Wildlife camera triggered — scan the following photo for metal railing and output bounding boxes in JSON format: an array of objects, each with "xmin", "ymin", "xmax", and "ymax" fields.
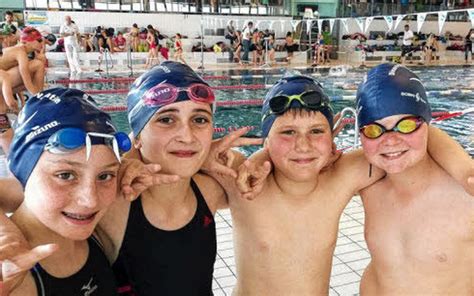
[
  {"xmin": 337, "ymin": 2, "xmax": 474, "ymax": 18},
  {"xmin": 126, "ymin": 46, "xmax": 134, "ymax": 77}
]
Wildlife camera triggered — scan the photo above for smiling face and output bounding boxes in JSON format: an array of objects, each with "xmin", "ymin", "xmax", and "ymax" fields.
[
  {"xmin": 24, "ymin": 145, "xmax": 119, "ymax": 240},
  {"xmin": 266, "ymin": 109, "xmax": 333, "ymax": 182},
  {"xmin": 136, "ymin": 100, "xmax": 213, "ymax": 178},
  {"xmin": 360, "ymin": 114, "xmax": 428, "ymax": 174}
]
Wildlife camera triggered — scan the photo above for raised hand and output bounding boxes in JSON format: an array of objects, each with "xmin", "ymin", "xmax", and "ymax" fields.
[
  {"xmin": 202, "ymin": 127, "xmax": 263, "ymax": 178},
  {"xmin": 0, "ymin": 233, "xmax": 57, "ymax": 294},
  {"xmin": 119, "ymin": 159, "xmax": 181, "ymax": 201},
  {"xmin": 236, "ymin": 148, "xmax": 272, "ymax": 200}
]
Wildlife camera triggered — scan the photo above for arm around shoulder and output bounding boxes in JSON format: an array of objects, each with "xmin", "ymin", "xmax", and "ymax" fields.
[
  {"xmin": 333, "ymin": 149, "xmax": 385, "ymax": 195},
  {"xmin": 427, "ymin": 126, "xmax": 474, "ymax": 195}
]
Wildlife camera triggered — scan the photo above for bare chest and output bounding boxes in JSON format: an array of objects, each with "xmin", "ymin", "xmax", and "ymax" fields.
[
  {"xmin": 231, "ymin": 194, "xmax": 346, "ymax": 260},
  {"xmin": 363, "ymin": 188, "xmax": 474, "ymax": 268}
]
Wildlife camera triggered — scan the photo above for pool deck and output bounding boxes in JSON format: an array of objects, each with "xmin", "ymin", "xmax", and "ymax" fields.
[
  {"xmin": 45, "ymin": 57, "xmax": 474, "ymax": 78},
  {"xmin": 212, "ymin": 196, "xmax": 368, "ymax": 296}
]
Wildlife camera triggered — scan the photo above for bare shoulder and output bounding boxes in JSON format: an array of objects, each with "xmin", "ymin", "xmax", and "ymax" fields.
[
  {"xmin": 11, "ymin": 273, "xmax": 37, "ymax": 296},
  {"xmin": 7, "ymin": 46, "xmax": 25, "ymax": 57},
  {"xmin": 95, "ymin": 197, "xmax": 131, "ymax": 263},
  {"xmin": 193, "ymin": 173, "xmax": 227, "ymax": 213}
]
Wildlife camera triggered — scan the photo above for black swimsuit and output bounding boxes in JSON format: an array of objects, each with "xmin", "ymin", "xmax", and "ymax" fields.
[
  {"xmin": 113, "ymin": 179, "xmax": 217, "ymax": 296},
  {"xmin": 31, "ymin": 236, "xmax": 117, "ymax": 296}
]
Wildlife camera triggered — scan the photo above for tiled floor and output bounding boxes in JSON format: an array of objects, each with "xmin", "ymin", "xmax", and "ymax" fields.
[{"xmin": 212, "ymin": 196, "xmax": 369, "ymax": 296}]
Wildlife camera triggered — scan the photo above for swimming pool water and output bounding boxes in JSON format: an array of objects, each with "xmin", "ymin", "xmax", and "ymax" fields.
[{"xmin": 47, "ymin": 65, "xmax": 474, "ymax": 156}]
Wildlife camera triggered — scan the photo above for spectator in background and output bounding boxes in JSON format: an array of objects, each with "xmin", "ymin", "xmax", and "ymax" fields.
[
  {"xmin": 422, "ymin": 33, "xmax": 439, "ymax": 65},
  {"xmin": 251, "ymin": 29, "xmax": 261, "ymax": 65},
  {"xmin": 0, "ymin": 11, "xmax": 19, "ymax": 49},
  {"xmin": 312, "ymin": 33, "xmax": 325, "ymax": 66},
  {"xmin": 94, "ymin": 25, "xmax": 102, "ymax": 50},
  {"xmin": 234, "ymin": 30, "xmax": 243, "ymax": 64},
  {"xmin": 285, "ymin": 31, "xmax": 298, "ymax": 63},
  {"xmin": 225, "ymin": 20, "xmax": 236, "ymax": 46},
  {"xmin": 265, "ymin": 32, "xmax": 275, "ymax": 65},
  {"xmin": 138, "ymin": 28, "xmax": 148, "ymax": 52},
  {"xmin": 81, "ymin": 33, "xmax": 94, "ymax": 52},
  {"xmin": 401, "ymin": 24, "xmax": 414, "ymax": 64},
  {"xmin": 242, "ymin": 21, "xmax": 253, "ymax": 64},
  {"xmin": 113, "ymin": 31, "xmax": 127, "ymax": 52},
  {"xmin": 465, "ymin": 28, "xmax": 474, "ymax": 63},
  {"xmin": 322, "ymin": 26, "xmax": 332, "ymax": 64},
  {"xmin": 173, "ymin": 33, "xmax": 186, "ymax": 64},
  {"xmin": 145, "ymin": 25, "xmax": 158, "ymax": 67},
  {"xmin": 105, "ymin": 27, "xmax": 115, "ymax": 52},
  {"xmin": 60, "ymin": 15, "xmax": 82, "ymax": 73},
  {"xmin": 130, "ymin": 23, "xmax": 139, "ymax": 52},
  {"xmin": 97, "ymin": 28, "xmax": 113, "ymax": 53}
]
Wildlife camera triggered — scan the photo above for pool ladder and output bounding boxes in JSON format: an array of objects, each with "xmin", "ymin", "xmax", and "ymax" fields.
[
  {"xmin": 127, "ymin": 47, "xmax": 134, "ymax": 77},
  {"xmin": 96, "ymin": 49, "xmax": 114, "ymax": 76},
  {"xmin": 334, "ymin": 107, "xmax": 360, "ymax": 149}
]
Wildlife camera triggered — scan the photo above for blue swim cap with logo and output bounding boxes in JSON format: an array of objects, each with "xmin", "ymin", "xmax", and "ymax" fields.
[
  {"xmin": 127, "ymin": 61, "xmax": 214, "ymax": 137},
  {"xmin": 356, "ymin": 63, "xmax": 431, "ymax": 127},
  {"xmin": 261, "ymin": 74, "xmax": 333, "ymax": 138},
  {"xmin": 8, "ymin": 87, "xmax": 118, "ymax": 187}
]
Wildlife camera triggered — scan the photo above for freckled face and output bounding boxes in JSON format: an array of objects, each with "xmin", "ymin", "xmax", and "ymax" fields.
[
  {"xmin": 24, "ymin": 145, "xmax": 119, "ymax": 240},
  {"xmin": 266, "ymin": 111, "xmax": 333, "ymax": 182}
]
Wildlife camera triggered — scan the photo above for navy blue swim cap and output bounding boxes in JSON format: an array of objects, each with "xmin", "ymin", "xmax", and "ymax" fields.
[
  {"xmin": 261, "ymin": 75, "xmax": 333, "ymax": 137},
  {"xmin": 127, "ymin": 61, "xmax": 212, "ymax": 137},
  {"xmin": 8, "ymin": 88, "xmax": 117, "ymax": 187},
  {"xmin": 356, "ymin": 63, "xmax": 431, "ymax": 127}
]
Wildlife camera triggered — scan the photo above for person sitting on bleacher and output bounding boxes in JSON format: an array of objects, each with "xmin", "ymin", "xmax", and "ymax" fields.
[
  {"xmin": 113, "ymin": 31, "xmax": 127, "ymax": 52},
  {"xmin": 284, "ymin": 31, "xmax": 299, "ymax": 63}
]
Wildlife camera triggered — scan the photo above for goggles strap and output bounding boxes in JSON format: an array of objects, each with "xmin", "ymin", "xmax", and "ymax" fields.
[
  {"xmin": 112, "ymin": 138, "xmax": 121, "ymax": 163},
  {"xmin": 85, "ymin": 134, "xmax": 92, "ymax": 161}
]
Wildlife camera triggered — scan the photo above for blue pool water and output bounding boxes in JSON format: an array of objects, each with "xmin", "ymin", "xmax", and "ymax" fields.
[{"xmin": 47, "ymin": 65, "xmax": 473, "ymax": 156}]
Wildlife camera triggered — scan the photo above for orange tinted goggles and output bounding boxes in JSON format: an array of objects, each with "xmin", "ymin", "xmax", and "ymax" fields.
[{"xmin": 360, "ymin": 116, "xmax": 424, "ymax": 139}]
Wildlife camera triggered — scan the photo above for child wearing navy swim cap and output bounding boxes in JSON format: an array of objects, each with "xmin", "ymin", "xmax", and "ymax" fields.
[
  {"xmin": 356, "ymin": 63, "xmax": 474, "ymax": 295},
  {"xmin": 212, "ymin": 73, "xmax": 387, "ymax": 295},
  {"xmin": 0, "ymin": 88, "xmax": 127, "ymax": 295},
  {"xmin": 0, "ymin": 88, "xmax": 168, "ymax": 295},
  {"xmin": 60, "ymin": 61, "xmax": 258, "ymax": 296}
]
